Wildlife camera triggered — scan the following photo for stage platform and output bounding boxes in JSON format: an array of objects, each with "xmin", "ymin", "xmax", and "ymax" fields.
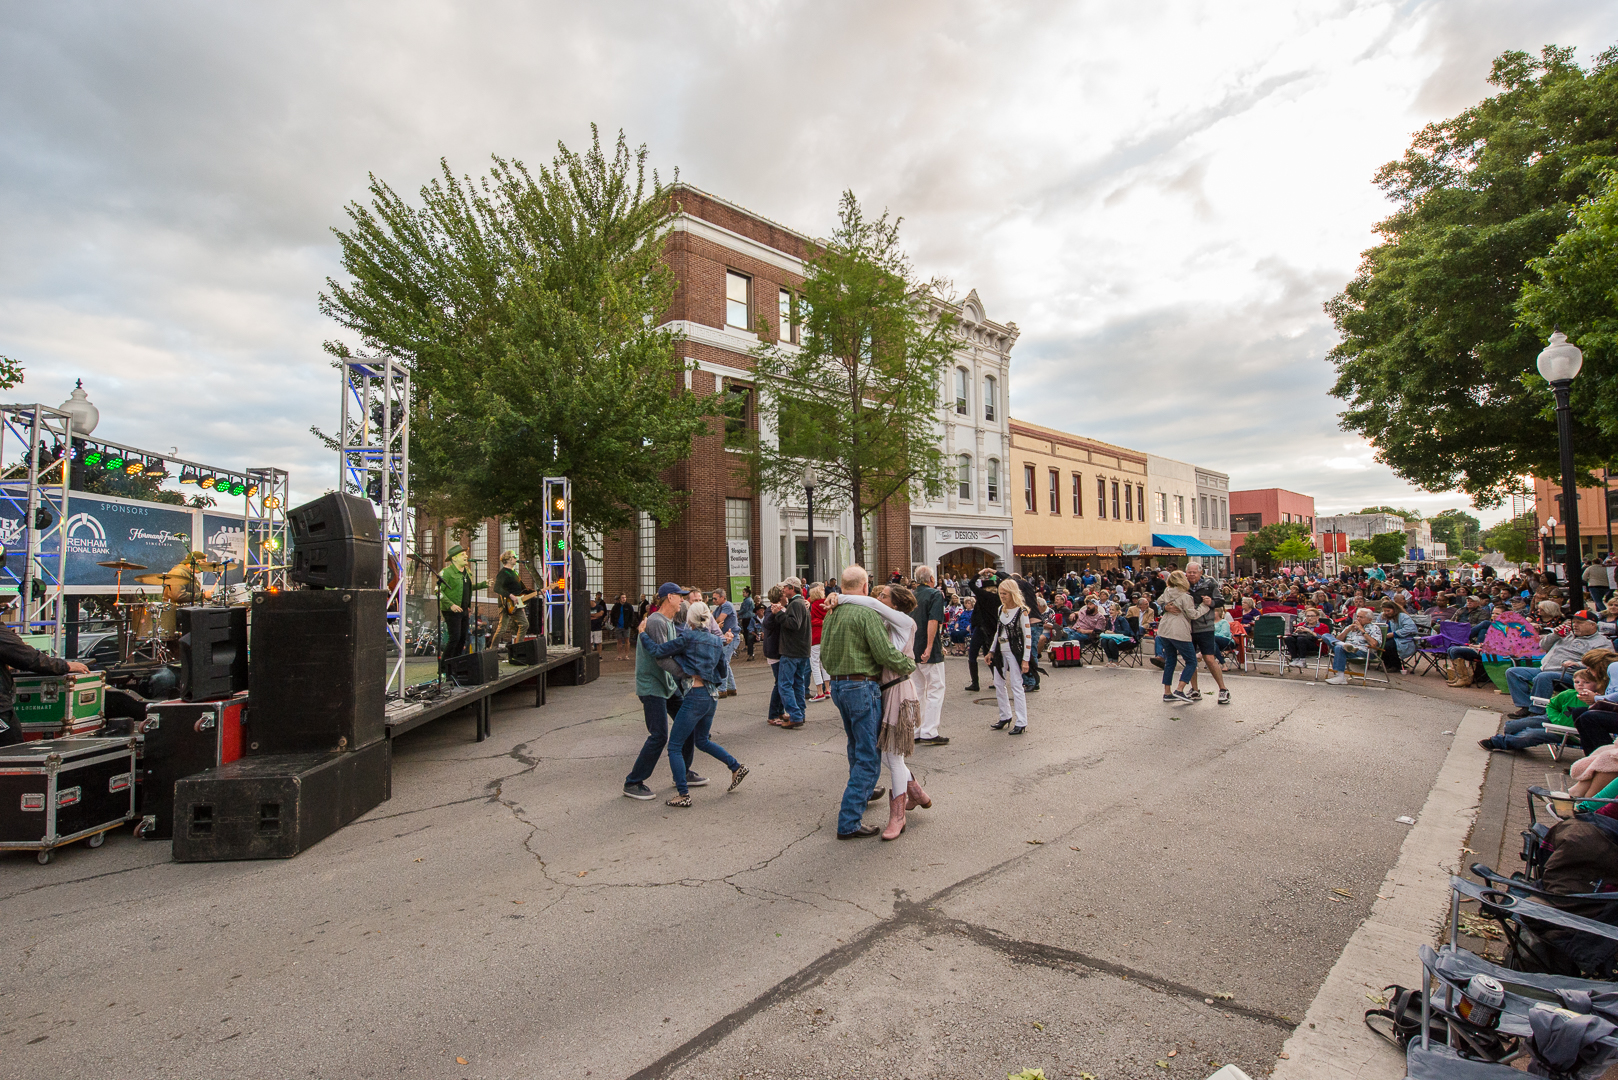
[{"xmin": 384, "ymin": 646, "xmax": 586, "ymax": 742}]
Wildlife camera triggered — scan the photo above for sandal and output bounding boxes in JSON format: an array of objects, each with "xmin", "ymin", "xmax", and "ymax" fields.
[{"xmin": 666, "ymin": 793, "xmax": 692, "ymax": 807}]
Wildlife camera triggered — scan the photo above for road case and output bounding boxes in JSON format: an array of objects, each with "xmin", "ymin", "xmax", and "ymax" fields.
[
  {"xmin": 0, "ymin": 736, "xmax": 138, "ymax": 864},
  {"xmin": 14, "ymin": 672, "xmax": 105, "ymax": 730}
]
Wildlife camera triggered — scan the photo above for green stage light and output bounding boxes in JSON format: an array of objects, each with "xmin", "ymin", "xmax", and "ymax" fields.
[
  {"xmin": 84, "ymin": 450, "xmax": 104, "ymax": 467},
  {"xmin": 228, "ymin": 481, "xmax": 245, "ymax": 496},
  {"xmin": 105, "ymin": 455, "xmax": 125, "ymax": 471}
]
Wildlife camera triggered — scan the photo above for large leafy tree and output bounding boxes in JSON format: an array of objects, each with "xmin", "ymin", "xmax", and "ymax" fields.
[
  {"xmin": 747, "ymin": 192, "xmax": 956, "ymax": 567},
  {"xmin": 320, "ymin": 127, "xmax": 710, "ymax": 543},
  {"xmin": 1482, "ymin": 511, "xmax": 1537, "ymax": 563},
  {"xmin": 1325, "ymin": 45, "xmax": 1618, "ymax": 505},
  {"xmin": 1429, "ymin": 508, "xmax": 1483, "ymax": 552},
  {"xmin": 1235, "ymin": 521, "xmax": 1313, "ymax": 569}
]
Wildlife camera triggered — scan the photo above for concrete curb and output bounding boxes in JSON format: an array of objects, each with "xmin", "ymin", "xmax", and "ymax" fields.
[{"xmin": 1269, "ymin": 707, "xmax": 1499, "ymax": 1080}]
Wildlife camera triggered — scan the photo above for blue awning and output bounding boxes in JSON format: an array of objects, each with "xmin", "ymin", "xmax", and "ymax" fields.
[{"xmin": 1151, "ymin": 533, "xmax": 1225, "ymax": 558}]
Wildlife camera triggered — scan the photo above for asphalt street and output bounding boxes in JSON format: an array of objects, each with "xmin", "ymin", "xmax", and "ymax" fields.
[{"xmin": 1, "ymin": 654, "xmax": 1467, "ymax": 1080}]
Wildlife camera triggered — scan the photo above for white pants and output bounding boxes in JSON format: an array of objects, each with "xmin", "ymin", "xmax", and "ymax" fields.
[
  {"xmin": 992, "ymin": 642, "xmax": 1028, "ymax": 730},
  {"xmin": 911, "ymin": 661, "xmax": 947, "ymax": 738},
  {"xmin": 809, "ymin": 643, "xmax": 826, "ymax": 687},
  {"xmin": 884, "ymin": 751, "xmax": 911, "ymax": 795}
]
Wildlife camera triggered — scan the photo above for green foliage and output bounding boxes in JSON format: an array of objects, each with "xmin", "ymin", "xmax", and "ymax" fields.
[
  {"xmin": 1456, "ymin": 547, "xmax": 1480, "ymax": 563},
  {"xmin": 1482, "ymin": 510, "xmax": 1536, "ymax": 563},
  {"xmin": 1520, "ymin": 169, "xmax": 1618, "ymax": 447},
  {"xmin": 319, "ymin": 127, "xmax": 710, "ymax": 540},
  {"xmin": 1357, "ymin": 505, "xmax": 1419, "ymax": 520},
  {"xmin": 1347, "ymin": 550, "xmax": 1376, "ymax": 569},
  {"xmin": 0, "ymin": 354, "xmax": 23, "ymax": 390},
  {"xmin": 1273, "ymin": 536, "xmax": 1318, "ymax": 563},
  {"xmin": 76, "ymin": 468, "xmax": 182, "ymax": 504},
  {"xmin": 1368, "ymin": 531, "xmax": 1407, "ymax": 564},
  {"xmin": 1325, "ymin": 45, "xmax": 1618, "ymax": 505},
  {"xmin": 1429, "ymin": 508, "xmax": 1483, "ymax": 552},
  {"xmin": 748, "ymin": 191, "xmax": 957, "ymax": 567},
  {"xmin": 1236, "ymin": 521, "xmax": 1313, "ymax": 568}
]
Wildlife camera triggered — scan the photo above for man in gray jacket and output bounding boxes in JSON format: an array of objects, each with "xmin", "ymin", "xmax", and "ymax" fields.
[
  {"xmin": 1185, "ymin": 561, "xmax": 1231, "ymax": 706},
  {"xmin": 775, "ymin": 579, "xmax": 813, "ymax": 728},
  {"xmin": 1504, "ymin": 612, "xmax": 1613, "ymax": 718},
  {"xmin": 622, "ymin": 582, "xmax": 701, "ymax": 799}
]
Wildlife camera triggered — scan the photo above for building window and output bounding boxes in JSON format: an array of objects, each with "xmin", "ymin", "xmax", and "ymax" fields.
[
  {"xmin": 1049, "ymin": 470, "xmax": 1060, "ymax": 514},
  {"xmin": 984, "ymin": 375, "xmax": 997, "ymax": 422},
  {"xmin": 778, "ymin": 289, "xmax": 793, "ymax": 343},
  {"xmin": 1219, "ymin": 499, "xmax": 1227, "ymax": 530},
  {"xmin": 638, "ymin": 511, "xmax": 657, "ymax": 598},
  {"xmin": 1174, "ymin": 495, "xmax": 1185, "ymax": 524},
  {"xmin": 1111, "ymin": 481, "xmax": 1121, "ymax": 520},
  {"xmin": 955, "ymin": 368, "xmax": 969, "ymax": 414},
  {"xmin": 1137, "ymin": 486, "xmax": 1145, "ymax": 523},
  {"xmin": 957, "ymin": 454, "xmax": 973, "ymax": 501},
  {"xmin": 1123, "ymin": 482, "xmax": 1133, "ymax": 521},
  {"xmin": 1231, "ymin": 512, "xmax": 1261, "ymax": 533},
  {"xmin": 1200, "ymin": 495, "xmax": 1208, "ymax": 528},
  {"xmin": 1025, "ymin": 465, "xmax": 1037, "ymax": 512},
  {"xmin": 1157, "ymin": 492, "xmax": 1168, "ymax": 523},
  {"xmin": 722, "ymin": 382, "xmax": 752, "ymax": 447},
  {"xmin": 986, "ymin": 458, "xmax": 999, "ymax": 503},
  {"xmin": 1072, "ymin": 474, "xmax": 1082, "ymax": 516},
  {"xmin": 911, "ymin": 525, "xmax": 926, "ymax": 565},
  {"xmin": 581, "ymin": 530, "xmax": 603, "ymax": 596},
  {"xmin": 1097, "ymin": 476, "xmax": 1107, "ymax": 519},
  {"xmin": 1307, "ymin": 516, "xmax": 1314, "ymax": 530},
  {"xmin": 725, "ymin": 271, "xmax": 750, "ymax": 329}
]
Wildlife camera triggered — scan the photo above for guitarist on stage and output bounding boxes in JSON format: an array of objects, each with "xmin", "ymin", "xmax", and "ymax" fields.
[{"xmin": 492, "ymin": 550, "xmax": 538, "ymax": 647}]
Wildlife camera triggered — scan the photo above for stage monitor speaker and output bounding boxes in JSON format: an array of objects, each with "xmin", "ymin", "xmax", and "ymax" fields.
[
  {"xmin": 444, "ymin": 649, "xmax": 500, "ymax": 685},
  {"xmin": 288, "ymin": 493, "xmax": 383, "ymax": 589},
  {"xmin": 171, "ymin": 739, "xmax": 391, "ymax": 862},
  {"xmin": 249, "ymin": 589, "xmax": 386, "ymax": 755},
  {"xmin": 507, "ymin": 637, "xmax": 544, "ymax": 666},
  {"xmin": 135, "ymin": 694, "xmax": 247, "ymax": 840},
  {"xmin": 177, "ymin": 606, "xmax": 248, "ymax": 701}
]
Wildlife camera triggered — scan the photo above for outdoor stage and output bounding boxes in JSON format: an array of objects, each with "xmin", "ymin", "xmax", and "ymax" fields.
[{"xmin": 384, "ymin": 646, "xmax": 585, "ymax": 742}]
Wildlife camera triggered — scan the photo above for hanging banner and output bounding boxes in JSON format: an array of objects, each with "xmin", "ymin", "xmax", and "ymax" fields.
[{"xmin": 726, "ymin": 538, "xmax": 751, "ymax": 601}]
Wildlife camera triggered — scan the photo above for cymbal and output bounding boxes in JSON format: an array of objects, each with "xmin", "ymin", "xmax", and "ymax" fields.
[
  {"xmin": 98, "ymin": 559, "xmax": 148, "ymax": 571},
  {"xmin": 134, "ymin": 571, "xmax": 197, "ymax": 587},
  {"xmin": 192, "ymin": 560, "xmax": 235, "ymax": 572}
]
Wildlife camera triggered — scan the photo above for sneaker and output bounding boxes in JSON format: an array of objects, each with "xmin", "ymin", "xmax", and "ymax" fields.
[
  {"xmin": 686, "ymin": 772, "xmax": 709, "ymax": 787},
  {"xmin": 1187, "ymin": 689, "xmax": 1203, "ymax": 702},
  {"xmin": 1163, "ymin": 693, "xmax": 1178, "ymax": 704},
  {"xmin": 622, "ymin": 782, "xmax": 655, "ymax": 800},
  {"xmin": 1217, "ymin": 689, "xmax": 1230, "ymax": 705},
  {"xmin": 1150, "ymin": 657, "xmax": 1165, "ymax": 669},
  {"xmin": 728, "ymin": 765, "xmax": 749, "ymax": 792},
  {"xmin": 1173, "ymin": 690, "xmax": 1195, "ymax": 704},
  {"xmin": 1326, "ymin": 673, "xmax": 1349, "ymax": 685}
]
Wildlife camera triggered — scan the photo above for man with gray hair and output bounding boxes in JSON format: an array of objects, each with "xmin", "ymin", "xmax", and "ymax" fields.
[
  {"xmin": 910, "ymin": 564, "xmax": 948, "ymax": 745},
  {"xmin": 1184, "ymin": 560, "xmax": 1231, "ymax": 706}
]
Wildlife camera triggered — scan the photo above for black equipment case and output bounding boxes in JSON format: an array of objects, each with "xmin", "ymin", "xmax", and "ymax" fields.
[{"xmin": 0, "ymin": 737, "xmax": 138, "ymax": 864}]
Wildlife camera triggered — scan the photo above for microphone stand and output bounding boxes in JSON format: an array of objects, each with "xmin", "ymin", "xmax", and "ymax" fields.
[{"xmin": 408, "ymin": 552, "xmax": 448, "ymax": 690}]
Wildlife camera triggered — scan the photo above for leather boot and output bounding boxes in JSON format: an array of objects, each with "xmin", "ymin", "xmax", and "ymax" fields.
[
  {"xmin": 905, "ymin": 778, "xmax": 932, "ymax": 810},
  {"xmin": 881, "ymin": 794, "xmax": 907, "ymax": 841}
]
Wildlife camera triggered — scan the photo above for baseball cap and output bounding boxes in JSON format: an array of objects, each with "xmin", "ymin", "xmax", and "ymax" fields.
[{"xmin": 656, "ymin": 582, "xmax": 690, "ymax": 600}]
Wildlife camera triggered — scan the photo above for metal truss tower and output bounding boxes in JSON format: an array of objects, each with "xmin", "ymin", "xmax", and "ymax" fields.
[
  {"xmin": 339, "ymin": 355, "xmax": 412, "ymax": 694},
  {"xmin": 0, "ymin": 405, "xmax": 72, "ymax": 653},
  {"xmin": 543, "ymin": 477, "xmax": 572, "ymax": 648},
  {"xmin": 245, "ymin": 467, "xmax": 290, "ymax": 590}
]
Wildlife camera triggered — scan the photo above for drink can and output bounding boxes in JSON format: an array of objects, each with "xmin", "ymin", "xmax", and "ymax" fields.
[{"xmin": 1457, "ymin": 974, "xmax": 1504, "ymax": 1028}]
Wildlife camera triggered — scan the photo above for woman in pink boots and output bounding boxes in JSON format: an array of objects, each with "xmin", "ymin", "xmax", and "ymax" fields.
[{"xmin": 828, "ymin": 583, "xmax": 932, "ymax": 840}]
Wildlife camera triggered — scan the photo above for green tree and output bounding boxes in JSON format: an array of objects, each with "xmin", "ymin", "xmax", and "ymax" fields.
[
  {"xmin": 319, "ymin": 127, "xmax": 710, "ymax": 542},
  {"xmin": 1325, "ymin": 45, "xmax": 1618, "ymax": 505},
  {"xmin": 1356, "ymin": 505, "xmax": 1419, "ymax": 520},
  {"xmin": 747, "ymin": 192, "xmax": 956, "ymax": 567},
  {"xmin": 1456, "ymin": 547, "xmax": 1480, "ymax": 563},
  {"xmin": 1429, "ymin": 508, "xmax": 1483, "ymax": 552},
  {"xmin": 1520, "ymin": 169, "xmax": 1618, "ymax": 445},
  {"xmin": 0, "ymin": 354, "xmax": 24, "ymax": 390},
  {"xmin": 1482, "ymin": 510, "xmax": 1536, "ymax": 563},
  {"xmin": 1273, "ymin": 536, "xmax": 1318, "ymax": 564},
  {"xmin": 1347, "ymin": 550, "xmax": 1376, "ymax": 569},
  {"xmin": 1368, "ymin": 531, "xmax": 1407, "ymax": 564},
  {"xmin": 1236, "ymin": 521, "xmax": 1312, "ymax": 569}
]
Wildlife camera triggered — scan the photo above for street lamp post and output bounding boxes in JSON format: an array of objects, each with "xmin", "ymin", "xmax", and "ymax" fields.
[
  {"xmin": 1540, "ymin": 523, "xmax": 1553, "ymax": 574},
  {"xmin": 803, "ymin": 464, "xmax": 817, "ymax": 586},
  {"xmin": 1538, "ymin": 330, "xmax": 1586, "ymax": 611}
]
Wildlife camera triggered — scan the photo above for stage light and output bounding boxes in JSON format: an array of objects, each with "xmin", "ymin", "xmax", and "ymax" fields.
[
  {"xmin": 83, "ymin": 450, "xmax": 104, "ymax": 468},
  {"xmin": 244, "ymin": 483, "xmax": 259, "ymax": 498},
  {"xmin": 199, "ymin": 475, "xmax": 217, "ymax": 490},
  {"xmin": 145, "ymin": 461, "xmax": 169, "ymax": 480},
  {"xmin": 105, "ymin": 455, "xmax": 125, "ymax": 471},
  {"xmin": 552, "ymin": 495, "xmax": 565, "ymax": 514},
  {"xmin": 178, "ymin": 469, "xmax": 197, "ymax": 485},
  {"xmin": 125, "ymin": 461, "xmax": 144, "ymax": 476},
  {"xmin": 263, "ymin": 495, "xmax": 281, "ymax": 509},
  {"xmin": 264, "ymin": 537, "xmax": 281, "ymax": 551},
  {"xmin": 227, "ymin": 481, "xmax": 245, "ymax": 496}
]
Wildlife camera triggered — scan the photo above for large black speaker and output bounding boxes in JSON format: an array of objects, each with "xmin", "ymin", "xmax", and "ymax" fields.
[
  {"xmin": 507, "ymin": 637, "xmax": 544, "ymax": 665},
  {"xmin": 249, "ymin": 589, "xmax": 386, "ymax": 754},
  {"xmin": 571, "ymin": 549, "xmax": 589, "ymax": 647},
  {"xmin": 288, "ymin": 493, "xmax": 383, "ymax": 589},
  {"xmin": 444, "ymin": 649, "xmax": 499, "ymax": 685},
  {"xmin": 177, "ymin": 606, "xmax": 248, "ymax": 701},
  {"xmin": 171, "ymin": 739, "xmax": 391, "ymax": 862}
]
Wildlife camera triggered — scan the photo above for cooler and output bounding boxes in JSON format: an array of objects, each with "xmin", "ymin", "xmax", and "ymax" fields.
[{"xmin": 1049, "ymin": 640, "xmax": 1084, "ymax": 668}]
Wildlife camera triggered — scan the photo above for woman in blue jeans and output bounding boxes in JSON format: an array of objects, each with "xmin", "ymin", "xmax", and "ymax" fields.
[
  {"xmin": 1157, "ymin": 571, "xmax": 1207, "ymax": 705},
  {"xmin": 638, "ymin": 601, "xmax": 750, "ymax": 807}
]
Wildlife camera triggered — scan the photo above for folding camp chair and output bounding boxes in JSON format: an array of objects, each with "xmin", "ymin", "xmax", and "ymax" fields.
[
  {"xmin": 1415, "ymin": 621, "xmax": 1472, "ymax": 678},
  {"xmin": 1460, "ymin": 866, "xmax": 1618, "ymax": 980},
  {"xmin": 1248, "ymin": 614, "xmax": 1287, "ymax": 674}
]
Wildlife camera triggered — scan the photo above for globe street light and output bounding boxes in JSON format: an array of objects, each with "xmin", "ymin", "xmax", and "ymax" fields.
[
  {"xmin": 802, "ymin": 464, "xmax": 817, "ymax": 586},
  {"xmin": 1541, "ymin": 522, "xmax": 1554, "ymax": 574},
  {"xmin": 1538, "ymin": 330, "xmax": 1586, "ymax": 610}
]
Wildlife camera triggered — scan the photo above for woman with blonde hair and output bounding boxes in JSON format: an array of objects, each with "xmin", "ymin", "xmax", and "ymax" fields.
[
  {"xmin": 1158, "ymin": 570, "xmax": 1209, "ymax": 705},
  {"xmin": 989, "ymin": 577, "xmax": 1032, "ymax": 734}
]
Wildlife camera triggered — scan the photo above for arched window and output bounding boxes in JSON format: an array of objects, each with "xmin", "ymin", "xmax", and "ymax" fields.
[
  {"xmin": 983, "ymin": 375, "xmax": 997, "ymax": 422},
  {"xmin": 986, "ymin": 458, "xmax": 999, "ymax": 503},
  {"xmin": 956, "ymin": 454, "xmax": 972, "ymax": 500},
  {"xmin": 954, "ymin": 368, "xmax": 969, "ymax": 415}
]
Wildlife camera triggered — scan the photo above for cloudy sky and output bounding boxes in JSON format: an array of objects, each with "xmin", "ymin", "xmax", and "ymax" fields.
[{"xmin": 4, "ymin": 1, "xmax": 1616, "ymax": 525}]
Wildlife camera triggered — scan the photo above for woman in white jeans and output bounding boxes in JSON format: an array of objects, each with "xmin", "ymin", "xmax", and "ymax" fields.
[
  {"xmin": 989, "ymin": 579, "xmax": 1031, "ymax": 734},
  {"xmin": 827, "ymin": 585, "xmax": 932, "ymax": 840}
]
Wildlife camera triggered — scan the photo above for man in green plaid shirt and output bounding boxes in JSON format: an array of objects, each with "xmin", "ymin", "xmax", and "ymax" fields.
[{"xmin": 821, "ymin": 565, "xmax": 915, "ymax": 838}]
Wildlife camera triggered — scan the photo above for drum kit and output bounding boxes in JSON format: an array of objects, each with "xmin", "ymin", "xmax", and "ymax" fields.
[{"xmin": 96, "ymin": 556, "xmax": 243, "ymax": 666}]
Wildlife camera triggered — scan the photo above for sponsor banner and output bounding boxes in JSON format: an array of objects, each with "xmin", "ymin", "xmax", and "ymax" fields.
[{"xmin": 202, "ymin": 514, "xmax": 259, "ymax": 586}]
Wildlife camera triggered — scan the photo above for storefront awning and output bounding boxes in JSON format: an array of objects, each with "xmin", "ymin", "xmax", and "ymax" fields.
[{"xmin": 1151, "ymin": 533, "xmax": 1225, "ymax": 558}]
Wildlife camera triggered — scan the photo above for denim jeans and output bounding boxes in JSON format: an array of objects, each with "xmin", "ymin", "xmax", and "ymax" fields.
[
  {"xmin": 1484, "ymin": 714, "xmax": 1577, "ymax": 751},
  {"xmin": 666, "ymin": 689, "xmax": 739, "ymax": 795},
  {"xmin": 1160, "ymin": 638, "xmax": 1197, "ymax": 686},
  {"xmin": 767, "ymin": 660, "xmax": 783, "ymax": 719},
  {"xmin": 1331, "ymin": 642, "xmax": 1369, "ymax": 673},
  {"xmin": 778, "ymin": 655, "xmax": 811, "ymax": 724},
  {"xmin": 831, "ymin": 679, "xmax": 882, "ymax": 835},
  {"xmin": 626, "ymin": 693, "xmax": 692, "ymax": 786},
  {"xmin": 1505, "ymin": 665, "xmax": 1572, "ymax": 712}
]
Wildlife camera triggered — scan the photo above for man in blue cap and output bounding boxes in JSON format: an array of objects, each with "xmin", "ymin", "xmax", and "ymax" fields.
[{"xmin": 622, "ymin": 582, "xmax": 704, "ymax": 799}]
